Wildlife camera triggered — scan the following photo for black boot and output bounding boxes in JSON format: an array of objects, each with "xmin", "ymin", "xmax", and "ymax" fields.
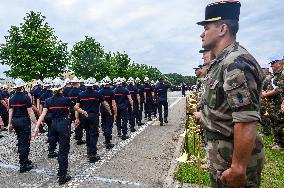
[
  {"xmin": 130, "ymin": 127, "xmax": 136, "ymax": 132},
  {"xmin": 160, "ymin": 121, "xmax": 164, "ymax": 126},
  {"xmin": 19, "ymin": 162, "xmax": 34, "ymax": 173},
  {"xmin": 89, "ymin": 155, "xmax": 101, "ymax": 163},
  {"xmin": 121, "ymin": 135, "xmax": 129, "ymax": 140},
  {"xmin": 48, "ymin": 151, "xmax": 58, "ymax": 159},
  {"xmin": 76, "ymin": 139, "xmax": 86, "ymax": 145},
  {"xmin": 117, "ymin": 131, "xmax": 122, "ymax": 137},
  {"xmin": 164, "ymin": 117, "xmax": 168, "ymax": 123},
  {"xmin": 105, "ymin": 142, "xmax": 115, "ymax": 149},
  {"xmin": 58, "ymin": 173, "xmax": 72, "ymax": 185}
]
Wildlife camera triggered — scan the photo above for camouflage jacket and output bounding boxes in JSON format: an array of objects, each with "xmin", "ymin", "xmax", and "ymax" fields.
[
  {"xmin": 273, "ymin": 68, "xmax": 284, "ymax": 97},
  {"xmin": 263, "ymin": 75, "xmax": 273, "ymax": 91},
  {"xmin": 200, "ymin": 42, "xmax": 265, "ymax": 137}
]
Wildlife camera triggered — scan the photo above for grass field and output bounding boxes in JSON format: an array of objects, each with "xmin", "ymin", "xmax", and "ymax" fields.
[{"xmin": 175, "ymin": 122, "xmax": 284, "ymax": 187}]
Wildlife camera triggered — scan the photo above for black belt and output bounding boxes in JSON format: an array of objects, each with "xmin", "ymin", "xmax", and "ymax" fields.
[{"xmin": 204, "ymin": 130, "xmax": 232, "ymax": 141}]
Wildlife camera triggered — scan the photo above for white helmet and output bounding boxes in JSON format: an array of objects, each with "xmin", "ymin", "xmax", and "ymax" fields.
[
  {"xmin": 71, "ymin": 76, "xmax": 80, "ymax": 83},
  {"xmin": 151, "ymin": 80, "xmax": 155, "ymax": 84},
  {"xmin": 36, "ymin": 79, "xmax": 43, "ymax": 85},
  {"xmin": 113, "ymin": 78, "xmax": 117, "ymax": 84},
  {"xmin": 52, "ymin": 78, "xmax": 66, "ymax": 91},
  {"xmin": 43, "ymin": 78, "xmax": 53, "ymax": 87},
  {"xmin": 116, "ymin": 77, "xmax": 122, "ymax": 85},
  {"xmin": 79, "ymin": 78, "xmax": 85, "ymax": 83},
  {"xmin": 135, "ymin": 77, "xmax": 141, "ymax": 83},
  {"xmin": 144, "ymin": 77, "xmax": 149, "ymax": 82},
  {"xmin": 13, "ymin": 78, "xmax": 26, "ymax": 89},
  {"xmin": 84, "ymin": 77, "xmax": 96, "ymax": 87},
  {"xmin": 128, "ymin": 77, "xmax": 134, "ymax": 83},
  {"xmin": 65, "ymin": 78, "xmax": 71, "ymax": 84},
  {"xmin": 121, "ymin": 77, "xmax": 126, "ymax": 82},
  {"xmin": 2, "ymin": 84, "xmax": 8, "ymax": 89},
  {"xmin": 103, "ymin": 76, "xmax": 112, "ymax": 85}
]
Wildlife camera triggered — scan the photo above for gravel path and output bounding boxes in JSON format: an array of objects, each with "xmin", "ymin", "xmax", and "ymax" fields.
[{"xmin": 0, "ymin": 91, "xmax": 185, "ymax": 188}]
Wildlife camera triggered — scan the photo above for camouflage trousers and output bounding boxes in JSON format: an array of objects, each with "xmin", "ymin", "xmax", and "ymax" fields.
[
  {"xmin": 271, "ymin": 115, "xmax": 284, "ymax": 146},
  {"xmin": 260, "ymin": 114, "xmax": 272, "ymax": 135},
  {"xmin": 205, "ymin": 134, "xmax": 265, "ymax": 188}
]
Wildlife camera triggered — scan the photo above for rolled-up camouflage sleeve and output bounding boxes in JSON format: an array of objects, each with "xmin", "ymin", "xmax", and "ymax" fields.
[
  {"xmin": 274, "ymin": 73, "xmax": 284, "ymax": 94},
  {"xmin": 223, "ymin": 57, "xmax": 262, "ymax": 123}
]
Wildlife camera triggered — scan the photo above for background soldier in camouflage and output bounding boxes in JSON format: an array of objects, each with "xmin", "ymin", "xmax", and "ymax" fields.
[
  {"xmin": 260, "ymin": 67, "xmax": 273, "ymax": 136},
  {"xmin": 262, "ymin": 56, "xmax": 284, "ymax": 149},
  {"xmin": 197, "ymin": 1, "xmax": 265, "ymax": 187}
]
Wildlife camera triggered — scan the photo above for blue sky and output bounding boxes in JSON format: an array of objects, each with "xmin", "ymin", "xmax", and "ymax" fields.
[{"xmin": 0, "ymin": 0, "xmax": 283, "ymax": 78}]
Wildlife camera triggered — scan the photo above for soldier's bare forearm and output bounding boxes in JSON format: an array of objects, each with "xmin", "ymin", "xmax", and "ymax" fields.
[{"xmin": 232, "ymin": 122, "xmax": 257, "ymax": 172}]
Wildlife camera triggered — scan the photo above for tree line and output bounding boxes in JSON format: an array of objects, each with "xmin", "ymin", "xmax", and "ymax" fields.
[{"xmin": 0, "ymin": 11, "xmax": 195, "ymax": 85}]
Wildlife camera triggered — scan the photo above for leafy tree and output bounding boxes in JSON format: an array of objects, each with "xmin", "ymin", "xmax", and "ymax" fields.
[
  {"xmin": 70, "ymin": 36, "xmax": 109, "ymax": 80},
  {"xmin": 164, "ymin": 73, "xmax": 196, "ymax": 85},
  {"xmin": 0, "ymin": 11, "xmax": 69, "ymax": 81}
]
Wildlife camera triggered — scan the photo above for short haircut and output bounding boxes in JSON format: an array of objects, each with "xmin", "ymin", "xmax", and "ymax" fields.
[{"xmin": 214, "ymin": 19, "xmax": 239, "ymax": 36}]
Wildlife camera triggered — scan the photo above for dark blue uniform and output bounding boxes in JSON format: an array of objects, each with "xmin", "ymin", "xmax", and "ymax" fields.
[
  {"xmin": 39, "ymin": 90, "xmax": 54, "ymax": 152},
  {"xmin": 99, "ymin": 87, "xmax": 115, "ymax": 144},
  {"xmin": 77, "ymin": 88, "xmax": 104, "ymax": 156},
  {"xmin": 155, "ymin": 83, "xmax": 170, "ymax": 123},
  {"xmin": 127, "ymin": 84, "xmax": 139, "ymax": 130},
  {"xmin": 136, "ymin": 83, "xmax": 145, "ymax": 121},
  {"xmin": 114, "ymin": 86, "xmax": 130, "ymax": 137},
  {"xmin": 9, "ymin": 92, "xmax": 33, "ymax": 167},
  {"xmin": 144, "ymin": 83, "xmax": 154, "ymax": 120},
  {"xmin": 31, "ymin": 86, "xmax": 42, "ymax": 105},
  {"xmin": 0, "ymin": 91, "xmax": 9, "ymax": 128},
  {"xmin": 67, "ymin": 87, "xmax": 82, "ymax": 140},
  {"xmin": 63, "ymin": 86, "xmax": 72, "ymax": 97},
  {"xmin": 152, "ymin": 84, "xmax": 158, "ymax": 118},
  {"xmin": 44, "ymin": 94, "xmax": 75, "ymax": 175}
]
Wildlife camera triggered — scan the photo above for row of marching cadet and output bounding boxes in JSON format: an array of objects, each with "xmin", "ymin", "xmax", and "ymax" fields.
[{"xmin": 0, "ymin": 75, "xmax": 171, "ymax": 185}]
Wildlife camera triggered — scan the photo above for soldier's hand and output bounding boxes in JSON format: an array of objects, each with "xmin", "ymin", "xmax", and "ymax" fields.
[
  {"xmin": 220, "ymin": 166, "xmax": 246, "ymax": 187},
  {"xmin": 33, "ymin": 126, "xmax": 40, "ymax": 138},
  {"xmin": 75, "ymin": 119, "xmax": 80, "ymax": 127},
  {"xmin": 193, "ymin": 112, "xmax": 201, "ymax": 120},
  {"xmin": 261, "ymin": 91, "xmax": 267, "ymax": 98},
  {"xmin": 8, "ymin": 124, "xmax": 13, "ymax": 134},
  {"xmin": 108, "ymin": 110, "xmax": 112, "ymax": 116},
  {"xmin": 281, "ymin": 100, "xmax": 284, "ymax": 112}
]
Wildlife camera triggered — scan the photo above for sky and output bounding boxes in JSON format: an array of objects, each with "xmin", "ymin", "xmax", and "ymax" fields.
[{"xmin": 0, "ymin": 0, "xmax": 283, "ymax": 78}]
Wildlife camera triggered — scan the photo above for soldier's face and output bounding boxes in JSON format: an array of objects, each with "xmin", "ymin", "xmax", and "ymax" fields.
[
  {"xmin": 200, "ymin": 23, "xmax": 220, "ymax": 50},
  {"xmin": 271, "ymin": 61, "xmax": 283, "ymax": 72},
  {"xmin": 202, "ymin": 51, "xmax": 212, "ymax": 65}
]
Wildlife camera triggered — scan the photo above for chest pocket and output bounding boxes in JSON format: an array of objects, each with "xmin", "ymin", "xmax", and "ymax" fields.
[
  {"xmin": 223, "ymin": 71, "xmax": 251, "ymax": 109},
  {"xmin": 204, "ymin": 77, "xmax": 219, "ymax": 109}
]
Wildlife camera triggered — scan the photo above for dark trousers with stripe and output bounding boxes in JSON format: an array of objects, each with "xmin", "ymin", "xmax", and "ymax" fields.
[
  {"xmin": 49, "ymin": 118, "xmax": 71, "ymax": 173},
  {"xmin": 138, "ymin": 99, "xmax": 144, "ymax": 121},
  {"xmin": 101, "ymin": 113, "xmax": 113, "ymax": 143},
  {"xmin": 158, "ymin": 100, "xmax": 168, "ymax": 122},
  {"xmin": 116, "ymin": 108, "xmax": 128, "ymax": 135},
  {"xmin": 128, "ymin": 102, "xmax": 138, "ymax": 128},
  {"xmin": 145, "ymin": 99, "xmax": 153, "ymax": 118},
  {"xmin": 45, "ymin": 115, "xmax": 56, "ymax": 153},
  {"xmin": 80, "ymin": 113, "xmax": 100, "ymax": 156},
  {"xmin": 0, "ymin": 109, "xmax": 8, "ymax": 127},
  {"xmin": 12, "ymin": 117, "xmax": 31, "ymax": 166}
]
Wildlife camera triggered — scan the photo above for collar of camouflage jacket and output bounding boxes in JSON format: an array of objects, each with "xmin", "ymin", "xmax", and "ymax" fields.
[{"xmin": 210, "ymin": 41, "xmax": 239, "ymax": 67}]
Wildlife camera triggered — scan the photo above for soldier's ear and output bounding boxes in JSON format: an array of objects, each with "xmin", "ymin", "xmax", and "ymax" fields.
[{"xmin": 218, "ymin": 23, "xmax": 229, "ymax": 37}]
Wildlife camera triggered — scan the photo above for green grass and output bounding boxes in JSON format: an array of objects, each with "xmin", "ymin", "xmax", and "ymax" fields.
[
  {"xmin": 260, "ymin": 135, "xmax": 284, "ymax": 187},
  {"xmin": 175, "ymin": 121, "xmax": 284, "ymax": 187},
  {"xmin": 175, "ymin": 117, "xmax": 210, "ymax": 186}
]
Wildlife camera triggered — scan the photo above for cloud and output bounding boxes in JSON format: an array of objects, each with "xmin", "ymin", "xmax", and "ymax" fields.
[{"xmin": 0, "ymin": 0, "xmax": 283, "ymax": 78}]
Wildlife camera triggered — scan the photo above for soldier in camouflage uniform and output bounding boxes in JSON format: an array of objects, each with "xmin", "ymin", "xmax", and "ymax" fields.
[
  {"xmin": 262, "ymin": 55, "xmax": 284, "ymax": 149},
  {"xmin": 197, "ymin": 1, "xmax": 265, "ymax": 187},
  {"xmin": 260, "ymin": 67, "xmax": 273, "ymax": 136}
]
